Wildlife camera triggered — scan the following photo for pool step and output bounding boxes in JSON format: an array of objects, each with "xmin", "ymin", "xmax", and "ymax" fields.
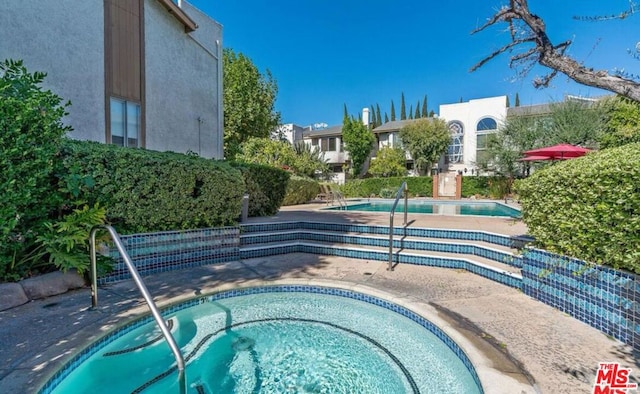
[
  {"xmin": 240, "ymin": 239, "xmax": 522, "ymax": 289},
  {"xmin": 240, "ymin": 229, "xmax": 522, "ymax": 270}
]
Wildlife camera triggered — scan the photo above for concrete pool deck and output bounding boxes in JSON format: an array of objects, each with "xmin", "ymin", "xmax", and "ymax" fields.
[{"xmin": 1, "ymin": 202, "xmax": 638, "ymax": 393}]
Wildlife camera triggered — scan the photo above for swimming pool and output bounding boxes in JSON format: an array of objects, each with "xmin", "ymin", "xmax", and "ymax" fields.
[
  {"xmin": 326, "ymin": 200, "xmax": 521, "ymax": 218},
  {"xmin": 42, "ymin": 286, "xmax": 483, "ymax": 393}
]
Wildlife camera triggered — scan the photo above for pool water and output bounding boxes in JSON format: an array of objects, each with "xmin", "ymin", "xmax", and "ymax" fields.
[
  {"xmin": 48, "ymin": 290, "xmax": 482, "ymax": 394},
  {"xmin": 327, "ymin": 200, "xmax": 521, "ymax": 218}
]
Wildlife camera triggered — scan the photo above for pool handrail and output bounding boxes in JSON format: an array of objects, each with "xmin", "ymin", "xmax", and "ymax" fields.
[
  {"xmin": 90, "ymin": 225, "xmax": 186, "ymax": 393},
  {"xmin": 388, "ymin": 182, "xmax": 408, "ymax": 271}
]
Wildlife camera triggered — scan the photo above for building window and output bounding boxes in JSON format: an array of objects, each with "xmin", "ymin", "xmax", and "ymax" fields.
[
  {"xmin": 476, "ymin": 117, "xmax": 497, "ymax": 131},
  {"xmin": 110, "ymin": 98, "xmax": 140, "ymax": 147},
  {"xmin": 447, "ymin": 121, "xmax": 464, "ymax": 164},
  {"xmin": 320, "ymin": 137, "xmax": 337, "ymax": 152},
  {"xmin": 311, "ymin": 138, "xmax": 319, "ymax": 146},
  {"xmin": 476, "ymin": 133, "xmax": 493, "ymax": 164}
]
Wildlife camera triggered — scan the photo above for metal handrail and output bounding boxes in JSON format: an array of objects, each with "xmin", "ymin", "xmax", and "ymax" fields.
[
  {"xmin": 388, "ymin": 182, "xmax": 408, "ymax": 271},
  {"xmin": 90, "ymin": 225, "xmax": 186, "ymax": 392}
]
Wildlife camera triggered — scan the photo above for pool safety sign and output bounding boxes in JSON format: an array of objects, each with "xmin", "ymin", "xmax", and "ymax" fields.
[{"xmin": 593, "ymin": 363, "xmax": 637, "ymax": 393}]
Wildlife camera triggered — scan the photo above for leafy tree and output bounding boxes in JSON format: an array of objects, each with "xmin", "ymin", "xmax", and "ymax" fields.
[
  {"xmin": 390, "ymin": 100, "xmax": 396, "ymax": 121},
  {"xmin": 223, "ymin": 48, "xmax": 280, "ymax": 158},
  {"xmin": 400, "ymin": 92, "xmax": 407, "ymax": 120},
  {"xmin": 414, "ymin": 101, "xmax": 420, "ymax": 119},
  {"xmin": 599, "ymin": 96, "xmax": 640, "ymax": 148},
  {"xmin": 421, "ymin": 95, "xmax": 428, "ymax": 118},
  {"xmin": 342, "ymin": 117, "xmax": 375, "ymax": 178},
  {"xmin": 479, "ymin": 99, "xmax": 606, "ymax": 177},
  {"xmin": 429, "ymin": 110, "xmax": 435, "ymax": 117},
  {"xmin": 472, "ymin": 1, "xmax": 640, "ymax": 102},
  {"xmin": 237, "ymin": 137, "xmax": 328, "ymax": 178},
  {"xmin": 369, "ymin": 147, "xmax": 407, "ymax": 177},
  {"xmin": 547, "ymin": 99, "xmax": 605, "ymax": 147},
  {"xmin": 399, "ymin": 118, "xmax": 451, "ymax": 175},
  {"xmin": 236, "ymin": 137, "xmax": 295, "ymax": 169}
]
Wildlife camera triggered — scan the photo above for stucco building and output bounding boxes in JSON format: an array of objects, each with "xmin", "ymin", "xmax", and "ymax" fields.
[{"xmin": 0, "ymin": 0, "xmax": 223, "ymax": 159}]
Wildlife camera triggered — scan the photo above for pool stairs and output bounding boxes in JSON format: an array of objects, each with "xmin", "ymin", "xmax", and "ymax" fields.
[{"xmin": 239, "ymin": 221, "xmax": 524, "ymax": 289}]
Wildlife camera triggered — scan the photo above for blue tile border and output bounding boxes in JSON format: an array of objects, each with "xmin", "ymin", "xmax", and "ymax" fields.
[
  {"xmin": 99, "ymin": 227, "xmax": 240, "ymax": 284},
  {"xmin": 38, "ymin": 285, "xmax": 484, "ymax": 394},
  {"xmin": 522, "ymin": 248, "xmax": 640, "ymax": 352}
]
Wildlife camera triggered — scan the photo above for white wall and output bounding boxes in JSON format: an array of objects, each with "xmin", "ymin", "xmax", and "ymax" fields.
[
  {"xmin": 438, "ymin": 96, "xmax": 507, "ymax": 172},
  {"xmin": 145, "ymin": 0, "xmax": 224, "ymax": 159},
  {"xmin": 0, "ymin": 1, "xmax": 105, "ymax": 142}
]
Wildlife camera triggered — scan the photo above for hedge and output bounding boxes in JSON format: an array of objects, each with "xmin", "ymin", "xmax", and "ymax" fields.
[
  {"xmin": 230, "ymin": 162, "xmax": 290, "ymax": 217},
  {"xmin": 58, "ymin": 140, "xmax": 244, "ymax": 233},
  {"xmin": 282, "ymin": 176, "xmax": 320, "ymax": 206},
  {"xmin": 461, "ymin": 176, "xmax": 511, "ymax": 199},
  {"xmin": 515, "ymin": 143, "xmax": 640, "ymax": 274},
  {"xmin": 339, "ymin": 176, "xmax": 432, "ymax": 198}
]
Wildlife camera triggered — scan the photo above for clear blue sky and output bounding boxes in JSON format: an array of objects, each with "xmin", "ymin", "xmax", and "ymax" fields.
[{"xmin": 190, "ymin": 0, "xmax": 638, "ymax": 127}]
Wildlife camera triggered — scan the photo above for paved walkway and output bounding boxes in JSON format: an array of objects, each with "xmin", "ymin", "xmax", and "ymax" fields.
[{"xmin": 1, "ymin": 202, "xmax": 638, "ymax": 393}]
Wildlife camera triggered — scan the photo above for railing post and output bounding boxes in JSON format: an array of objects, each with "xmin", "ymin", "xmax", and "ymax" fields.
[
  {"xmin": 403, "ymin": 183, "xmax": 408, "ymax": 226},
  {"xmin": 90, "ymin": 225, "xmax": 186, "ymax": 392},
  {"xmin": 388, "ymin": 210, "xmax": 394, "ymax": 271}
]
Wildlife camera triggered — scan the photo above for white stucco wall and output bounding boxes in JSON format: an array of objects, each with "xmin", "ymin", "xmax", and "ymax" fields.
[
  {"xmin": 144, "ymin": 0, "xmax": 223, "ymax": 159},
  {"xmin": 0, "ymin": 1, "xmax": 105, "ymax": 142},
  {"xmin": 438, "ymin": 96, "xmax": 507, "ymax": 172}
]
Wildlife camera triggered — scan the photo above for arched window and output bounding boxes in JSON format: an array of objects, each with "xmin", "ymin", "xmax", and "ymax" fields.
[
  {"xmin": 476, "ymin": 117, "xmax": 497, "ymax": 131},
  {"xmin": 447, "ymin": 121, "xmax": 464, "ymax": 164}
]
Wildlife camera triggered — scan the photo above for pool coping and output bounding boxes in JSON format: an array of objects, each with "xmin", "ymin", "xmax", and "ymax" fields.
[{"xmin": 36, "ymin": 278, "xmax": 536, "ymax": 394}]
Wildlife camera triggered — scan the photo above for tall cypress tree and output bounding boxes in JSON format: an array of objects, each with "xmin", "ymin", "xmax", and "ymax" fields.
[
  {"xmin": 384, "ymin": 112, "xmax": 389, "ymax": 123},
  {"xmin": 370, "ymin": 104, "xmax": 376, "ymax": 127},
  {"xmin": 506, "ymin": 96, "xmax": 511, "ymax": 108},
  {"xmin": 429, "ymin": 110, "xmax": 435, "ymax": 117},
  {"xmin": 421, "ymin": 95, "xmax": 427, "ymax": 117},
  {"xmin": 408, "ymin": 104, "xmax": 413, "ymax": 119},
  {"xmin": 390, "ymin": 100, "xmax": 396, "ymax": 121},
  {"xmin": 376, "ymin": 104, "xmax": 382, "ymax": 126},
  {"xmin": 515, "ymin": 92, "xmax": 520, "ymax": 107},
  {"xmin": 343, "ymin": 103, "xmax": 349, "ymax": 121},
  {"xmin": 400, "ymin": 92, "xmax": 407, "ymax": 120},
  {"xmin": 415, "ymin": 101, "xmax": 420, "ymax": 119}
]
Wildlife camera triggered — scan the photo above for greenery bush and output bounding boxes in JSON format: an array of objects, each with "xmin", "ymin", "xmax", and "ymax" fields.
[
  {"xmin": 340, "ymin": 176, "xmax": 432, "ymax": 198},
  {"xmin": 282, "ymin": 176, "xmax": 320, "ymax": 206},
  {"xmin": 0, "ymin": 60, "xmax": 94, "ymax": 281},
  {"xmin": 515, "ymin": 143, "xmax": 640, "ymax": 274},
  {"xmin": 59, "ymin": 140, "xmax": 244, "ymax": 233},
  {"xmin": 230, "ymin": 162, "xmax": 290, "ymax": 216},
  {"xmin": 461, "ymin": 176, "xmax": 512, "ymax": 199}
]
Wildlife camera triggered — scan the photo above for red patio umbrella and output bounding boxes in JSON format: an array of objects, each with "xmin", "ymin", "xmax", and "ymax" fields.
[
  {"xmin": 523, "ymin": 144, "xmax": 591, "ymax": 160},
  {"xmin": 517, "ymin": 155, "xmax": 566, "ymax": 162}
]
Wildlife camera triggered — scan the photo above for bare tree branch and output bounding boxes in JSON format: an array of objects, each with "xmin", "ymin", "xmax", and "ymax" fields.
[{"xmin": 471, "ymin": 0, "xmax": 640, "ymax": 102}]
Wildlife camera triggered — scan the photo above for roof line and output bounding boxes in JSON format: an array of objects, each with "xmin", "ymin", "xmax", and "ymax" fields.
[{"xmin": 156, "ymin": 0, "xmax": 198, "ymax": 32}]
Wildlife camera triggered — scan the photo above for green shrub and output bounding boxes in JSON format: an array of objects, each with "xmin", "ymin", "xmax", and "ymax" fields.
[
  {"xmin": 515, "ymin": 143, "xmax": 640, "ymax": 274},
  {"xmin": 283, "ymin": 176, "xmax": 320, "ymax": 205},
  {"xmin": 340, "ymin": 176, "xmax": 432, "ymax": 198},
  {"xmin": 0, "ymin": 60, "xmax": 73, "ymax": 281},
  {"xmin": 379, "ymin": 188, "xmax": 396, "ymax": 198},
  {"xmin": 461, "ymin": 176, "xmax": 511, "ymax": 199},
  {"xmin": 59, "ymin": 140, "xmax": 244, "ymax": 233},
  {"xmin": 230, "ymin": 162, "xmax": 290, "ymax": 216}
]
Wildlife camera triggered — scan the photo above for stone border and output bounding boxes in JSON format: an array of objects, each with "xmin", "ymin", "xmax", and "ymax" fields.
[{"xmin": 0, "ymin": 271, "xmax": 85, "ymax": 311}]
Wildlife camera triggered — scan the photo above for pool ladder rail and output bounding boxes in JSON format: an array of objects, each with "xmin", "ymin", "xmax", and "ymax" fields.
[
  {"xmin": 89, "ymin": 225, "xmax": 187, "ymax": 394},
  {"xmin": 388, "ymin": 182, "xmax": 408, "ymax": 272}
]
